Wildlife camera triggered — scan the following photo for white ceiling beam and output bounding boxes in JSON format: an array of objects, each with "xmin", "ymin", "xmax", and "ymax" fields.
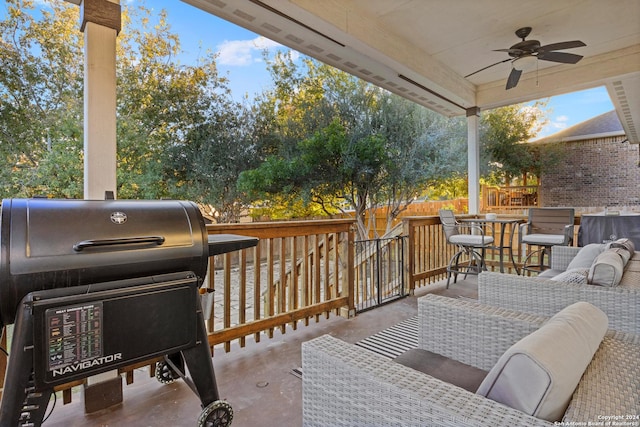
[{"xmin": 285, "ymin": 0, "xmax": 476, "ymax": 108}]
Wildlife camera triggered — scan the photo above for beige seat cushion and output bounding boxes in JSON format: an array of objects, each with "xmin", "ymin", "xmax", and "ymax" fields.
[
  {"xmin": 476, "ymin": 302, "xmax": 608, "ymax": 422},
  {"xmin": 394, "ymin": 348, "xmax": 488, "ymax": 393}
]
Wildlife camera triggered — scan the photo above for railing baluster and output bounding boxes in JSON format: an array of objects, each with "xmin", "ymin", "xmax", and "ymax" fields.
[
  {"xmin": 253, "ymin": 244, "xmax": 261, "ymax": 343},
  {"xmin": 224, "ymin": 252, "xmax": 231, "ymax": 352},
  {"xmin": 267, "ymin": 239, "xmax": 275, "ymax": 338},
  {"xmin": 290, "ymin": 236, "xmax": 298, "ymax": 329},
  {"xmin": 239, "ymin": 249, "xmax": 246, "ymax": 347}
]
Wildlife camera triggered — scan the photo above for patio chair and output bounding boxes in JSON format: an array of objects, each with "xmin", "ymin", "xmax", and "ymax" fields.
[
  {"xmin": 439, "ymin": 209, "xmax": 494, "ymax": 288},
  {"xmin": 302, "ymin": 295, "xmax": 640, "ymax": 426},
  {"xmin": 519, "ymin": 207, "xmax": 574, "ymax": 274}
]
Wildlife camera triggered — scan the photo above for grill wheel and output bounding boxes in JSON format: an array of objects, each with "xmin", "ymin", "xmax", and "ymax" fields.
[
  {"xmin": 155, "ymin": 360, "xmax": 179, "ymax": 384},
  {"xmin": 198, "ymin": 400, "xmax": 233, "ymax": 427}
]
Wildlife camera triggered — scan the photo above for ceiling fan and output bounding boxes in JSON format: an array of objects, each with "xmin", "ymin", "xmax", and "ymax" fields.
[{"xmin": 465, "ymin": 27, "xmax": 586, "ymax": 90}]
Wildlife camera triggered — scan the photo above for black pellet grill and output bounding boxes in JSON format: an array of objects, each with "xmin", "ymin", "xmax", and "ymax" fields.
[{"xmin": 0, "ymin": 198, "xmax": 257, "ymax": 426}]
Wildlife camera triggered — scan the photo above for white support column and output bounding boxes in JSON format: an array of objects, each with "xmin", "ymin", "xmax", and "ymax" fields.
[
  {"xmin": 78, "ymin": 0, "xmax": 123, "ymax": 414},
  {"xmin": 82, "ymin": 0, "xmax": 120, "ymax": 200},
  {"xmin": 467, "ymin": 107, "xmax": 481, "ymax": 214}
]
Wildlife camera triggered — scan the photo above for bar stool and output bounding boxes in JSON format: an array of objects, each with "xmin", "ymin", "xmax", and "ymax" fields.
[
  {"xmin": 519, "ymin": 208, "xmax": 575, "ymax": 274},
  {"xmin": 439, "ymin": 209, "xmax": 494, "ymax": 288}
]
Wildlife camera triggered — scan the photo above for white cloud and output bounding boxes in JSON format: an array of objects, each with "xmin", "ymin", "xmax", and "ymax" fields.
[
  {"xmin": 216, "ymin": 36, "xmax": 283, "ymax": 66},
  {"xmin": 551, "ymin": 115, "xmax": 569, "ymax": 130}
]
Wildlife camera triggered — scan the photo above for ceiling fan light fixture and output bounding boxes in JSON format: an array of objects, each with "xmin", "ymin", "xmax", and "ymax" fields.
[{"xmin": 512, "ymin": 54, "xmax": 537, "ymax": 71}]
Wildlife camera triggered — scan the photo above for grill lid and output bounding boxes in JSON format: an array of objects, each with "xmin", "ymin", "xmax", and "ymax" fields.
[{"xmin": 7, "ymin": 199, "xmax": 204, "ymax": 275}]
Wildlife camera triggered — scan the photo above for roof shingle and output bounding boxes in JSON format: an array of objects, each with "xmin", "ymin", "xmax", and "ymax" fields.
[{"xmin": 533, "ymin": 110, "xmax": 624, "ymax": 143}]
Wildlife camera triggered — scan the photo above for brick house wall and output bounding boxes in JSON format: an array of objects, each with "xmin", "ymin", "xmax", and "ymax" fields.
[{"xmin": 539, "ymin": 135, "xmax": 640, "ymax": 212}]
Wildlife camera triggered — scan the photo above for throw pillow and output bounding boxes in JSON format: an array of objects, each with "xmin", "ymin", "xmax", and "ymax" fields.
[
  {"xmin": 550, "ymin": 268, "xmax": 589, "ymax": 284},
  {"xmin": 610, "ymin": 247, "xmax": 631, "ymax": 264},
  {"xmin": 476, "ymin": 302, "xmax": 608, "ymax": 422},
  {"xmin": 566, "ymin": 243, "xmax": 605, "ymax": 270},
  {"xmin": 607, "ymin": 238, "xmax": 635, "ymax": 256}
]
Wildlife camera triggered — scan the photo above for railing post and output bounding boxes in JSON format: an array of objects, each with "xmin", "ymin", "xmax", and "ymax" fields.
[
  {"xmin": 375, "ymin": 238, "xmax": 382, "ymax": 306},
  {"xmin": 399, "ymin": 235, "xmax": 406, "ymax": 297},
  {"xmin": 402, "ymin": 218, "xmax": 416, "ymax": 294},
  {"xmin": 346, "ymin": 225, "xmax": 356, "ymax": 314}
]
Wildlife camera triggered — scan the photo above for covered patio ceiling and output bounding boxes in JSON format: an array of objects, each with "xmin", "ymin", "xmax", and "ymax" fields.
[{"xmin": 183, "ymin": 0, "xmax": 640, "ymax": 143}]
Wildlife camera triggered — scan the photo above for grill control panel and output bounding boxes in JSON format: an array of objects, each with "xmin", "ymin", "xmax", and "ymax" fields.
[{"xmin": 30, "ymin": 273, "xmax": 199, "ymax": 388}]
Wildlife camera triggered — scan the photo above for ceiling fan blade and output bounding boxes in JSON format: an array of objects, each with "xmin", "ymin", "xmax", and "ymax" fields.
[
  {"xmin": 505, "ymin": 68, "xmax": 522, "ymax": 90},
  {"xmin": 493, "ymin": 48, "xmax": 524, "ymax": 55},
  {"xmin": 464, "ymin": 58, "xmax": 512, "ymax": 78},
  {"xmin": 537, "ymin": 51, "xmax": 584, "ymax": 64},
  {"xmin": 538, "ymin": 40, "xmax": 586, "ymax": 52}
]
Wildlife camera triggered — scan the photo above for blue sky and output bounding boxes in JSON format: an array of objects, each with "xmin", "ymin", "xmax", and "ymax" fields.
[{"xmin": 16, "ymin": 0, "xmax": 616, "ymax": 140}]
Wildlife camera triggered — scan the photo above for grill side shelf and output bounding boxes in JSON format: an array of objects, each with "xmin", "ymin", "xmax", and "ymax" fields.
[{"xmin": 207, "ymin": 234, "xmax": 258, "ymax": 257}]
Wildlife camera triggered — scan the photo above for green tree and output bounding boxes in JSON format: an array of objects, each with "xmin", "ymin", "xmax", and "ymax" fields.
[
  {"xmin": 166, "ymin": 100, "xmax": 262, "ymax": 223},
  {"xmin": 239, "ymin": 119, "xmax": 389, "ymax": 238},
  {"xmin": 241, "ymin": 55, "xmax": 472, "ymax": 238},
  {"xmin": 373, "ymin": 94, "xmax": 467, "ymax": 232},
  {"xmin": 0, "ymin": 0, "xmax": 83, "ymax": 198},
  {"xmin": 115, "ymin": 6, "xmax": 233, "ymax": 199},
  {"xmin": 480, "ymin": 103, "xmax": 552, "ymax": 184},
  {"xmin": 1, "ymin": 1, "xmax": 251, "ymax": 211}
]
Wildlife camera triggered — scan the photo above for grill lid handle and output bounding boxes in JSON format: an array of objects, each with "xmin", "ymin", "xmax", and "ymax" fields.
[{"xmin": 73, "ymin": 236, "xmax": 166, "ymax": 252}]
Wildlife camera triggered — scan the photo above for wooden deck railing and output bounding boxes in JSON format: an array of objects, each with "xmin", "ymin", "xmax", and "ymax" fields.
[
  {"xmin": 1, "ymin": 214, "xmax": 585, "ymax": 404},
  {"xmin": 205, "ymin": 219, "xmax": 356, "ymax": 352},
  {"xmin": 483, "ymin": 184, "xmax": 539, "ymax": 211}
]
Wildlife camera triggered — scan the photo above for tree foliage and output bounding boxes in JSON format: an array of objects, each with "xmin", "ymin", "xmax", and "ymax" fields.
[
  {"xmin": 0, "ymin": 0, "xmax": 83, "ymax": 198},
  {"xmin": 480, "ymin": 102, "xmax": 556, "ymax": 184},
  {"xmin": 1, "ymin": 1, "xmax": 550, "ymax": 231},
  {"xmin": 0, "ymin": 0, "xmax": 260, "ymax": 219},
  {"xmin": 239, "ymin": 55, "xmax": 472, "ymax": 238}
]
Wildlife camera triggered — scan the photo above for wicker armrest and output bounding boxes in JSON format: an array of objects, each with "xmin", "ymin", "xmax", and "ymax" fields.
[
  {"xmin": 302, "ymin": 334, "xmax": 552, "ymax": 427},
  {"xmin": 478, "ymin": 271, "xmax": 640, "ymax": 335},
  {"xmin": 563, "ymin": 331, "xmax": 640, "ymax": 422},
  {"xmin": 550, "ymin": 245, "xmax": 581, "ymax": 270},
  {"xmin": 417, "ymin": 294, "xmax": 546, "ymax": 370}
]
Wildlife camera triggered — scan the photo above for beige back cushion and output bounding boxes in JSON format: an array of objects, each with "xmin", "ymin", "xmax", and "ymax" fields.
[
  {"xmin": 588, "ymin": 249, "xmax": 626, "ymax": 286},
  {"xmin": 476, "ymin": 302, "xmax": 608, "ymax": 422}
]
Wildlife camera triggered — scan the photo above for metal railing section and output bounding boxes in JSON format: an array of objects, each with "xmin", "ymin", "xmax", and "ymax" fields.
[{"xmin": 354, "ymin": 236, "xmax": 407, "ymax": 312}]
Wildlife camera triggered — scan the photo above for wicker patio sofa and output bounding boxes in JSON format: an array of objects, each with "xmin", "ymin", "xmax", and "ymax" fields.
[
  {"xmin": 302, "ymin": 295, "xmax": 639, "ymax": 426},
  {"xmin": 478, "ymin": 244, "xmax": 640, "ymax": 335}
]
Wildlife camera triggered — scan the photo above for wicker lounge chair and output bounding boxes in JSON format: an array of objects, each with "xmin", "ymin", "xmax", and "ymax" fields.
[
  {"xmin": 478, "ymin": 245, "xmax": 640, "ymax": 335},
  {"xmin": 302, "ymin": 295, "xmax": 639, "ymax": 426}
]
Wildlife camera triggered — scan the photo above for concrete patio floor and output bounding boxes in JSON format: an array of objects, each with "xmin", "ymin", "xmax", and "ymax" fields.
[{"xmin": 44, "ymin": 277, "xmax": 478, "ymax": 427}]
